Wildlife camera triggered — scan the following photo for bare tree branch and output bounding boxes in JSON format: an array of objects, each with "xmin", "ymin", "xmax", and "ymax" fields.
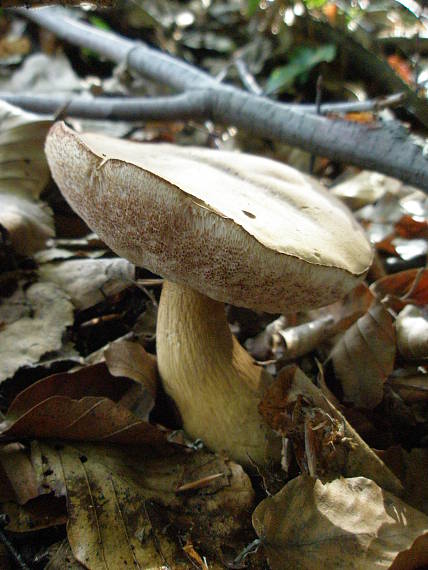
[
  {"xmin": 11, "ymin": 7, "xmax": 428, "ymax": 192},
  {"xmin": 1, "ymin": 0, "xmax": 113, "ymax": 7},
  {"xmin": 0, "ymin": 92, "xmax": 407, "ymax": 121}
]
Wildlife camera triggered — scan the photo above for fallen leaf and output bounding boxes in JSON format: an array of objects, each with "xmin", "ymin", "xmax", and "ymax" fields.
[
  {"xmin": 104, "ymin": 339, "xmax": 157, "ymax": 396},
  {"xmin": 387, "ymin": 371, "xmax": 428, "ymax": 403},
  {"xmin": 39, "ymin": 258, "xmax": 135, "ymax": 311},
  {"xmin": 395, "ymin": 214, "xmax": 428, "ymax": 240},
  {"xmin": 370, "ymin": 268, "xmax": 428, "ymax": 309},
  {"xmin": 259, "ymin": 365, "xmax": 402, "ymax": 494},
  {"xmin": 379, "ymin": 446, "xmax": 428, "ymax": 516},
  {"xmin": 2, "ymin": 494, "xmax": 67, "ymax": 532},
  {"xmin": 38, "ymin": 442, "xmax": 255, "ymax": 569},
  {"xmin": 105, "ymin": 339, "xmax": 158, "ymax": 421},
  {"xmin": 0, "ymin": 363, "xmax": 166, "ymax": 445},
  {"xmin": 396, "ymin": 305, "xmax": 428, "ymax": 360},
  {"xmin": 0, "ymin": 100, "xmax": 53, "ymax": 254},
  {"xmin": 388, "ymin": 54, "xmax": 414, "ymax": 85},
  {"xmin": 0, "ymin": 442, "xmax": 38, "ymax": 504},
  {"xmin": 0, "ymin": 281, "xmax": 74, "ymax": 382},
  {"xmin": 44, "ymin": 540, "xmax": 85, "ymax": 570},
  {"xmin": 329, "ymin": 301, "xmax": 396, "ymax": 408},
  {"xmin": 253, "ymin": 475, "xmax": 428, "ymax": 570},
  {"xmin": 331, "ymin": 171, "xmax": 401, "ymax": 210}
]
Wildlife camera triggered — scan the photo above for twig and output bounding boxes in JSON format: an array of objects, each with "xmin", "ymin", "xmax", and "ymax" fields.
[
  {"xmin": 0, "ymin": 91, "xmax": 406, "ymax": 121},
  {"xmin": 310, "ymin": 74, "xmax": 323, "ymax": 174},
  {"xmin": 234, "ymin": 59, "xmax": 264, "ymax": 96},
  {"xmin": 10, "ymin": 7, "xmax": 428, "ymax": 191},
  {"xmin": 1, "ymin": 0, "xmax": 113, "ymax": 5},
  {"xmin": 0, "ymin": 515, "xmax": 31, "ymax": 570}
]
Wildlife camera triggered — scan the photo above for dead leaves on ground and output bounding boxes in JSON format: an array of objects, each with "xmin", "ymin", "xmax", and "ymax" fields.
[
  {"xmin": 0, "ymin": 100, "xmax": 53, "ymax": 255},
  {"xmin": 329, "ymin": 300, "xmax": 396, "ymax": 408},
  {"xmin": 253, "ymin": 475, "xmax": 428, "ymax": 570},
  {"xmin": 259, "ymin": 365, "xmax": 402, "ymax": 494},
  {"xmin": 0, "ymin": 361, "xmax": 165, "ymax": 445},
  {"xmin": 2, "ymin": 441, "xmax": 256, "ymax": 569}
]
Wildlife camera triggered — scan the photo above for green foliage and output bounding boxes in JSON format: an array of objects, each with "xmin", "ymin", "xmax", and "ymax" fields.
[
  {"xmin": 247, "ymin": 0, "xmax": 260, "ymax": 17},
  {"xmin": 302, "ymin": 0, "xmax": 329, "ymax": 9},
  {"xmin": 88, "ymin": 15, "xmax": 111, "ymax": 31},
  {"xmin": 265, "ymin": 44, "xmax": 336, "ymax": 95}
]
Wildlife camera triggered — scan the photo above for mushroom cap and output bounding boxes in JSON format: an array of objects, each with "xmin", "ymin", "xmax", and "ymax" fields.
[{"xmin": 45, "ymin": 122, "xmax": 373, "ymax": 313}]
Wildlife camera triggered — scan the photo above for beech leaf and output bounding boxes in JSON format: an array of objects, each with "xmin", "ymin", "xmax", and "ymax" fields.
[
  {"xmin": 0, "ymin": 100, "xmax": 53, "ymax": 254},
  {"xmin": 253, "ymin": 475, "xmax": 428, "ymax": 570},
  {"xmin": 0, "ymin": 363, "xmax": 165, "ymax": 445},
  {"xmin": 396, "ymin": 305, "xmax": 428, "ymax": 360},
  {"xmin": 330, "ymin": 301, "xmax": 396, "ymax": 408}
]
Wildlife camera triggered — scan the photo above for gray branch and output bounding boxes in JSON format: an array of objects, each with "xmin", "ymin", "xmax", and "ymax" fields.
[
  {"xmin": 12, "ymin": 6, "xmax": 428, "ymax": 191},
  {"xmin": 0, "ymin": 92, "xmax": 406, "ymax": 121}
]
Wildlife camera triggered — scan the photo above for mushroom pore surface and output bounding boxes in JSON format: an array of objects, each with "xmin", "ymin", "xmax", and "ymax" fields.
[{"xmin": 45, "ymin": 122, "xmax": 373, "ymax": 314}]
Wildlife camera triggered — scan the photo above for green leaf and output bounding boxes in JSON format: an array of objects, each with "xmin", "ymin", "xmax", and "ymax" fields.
[
  {"xmin": 265, "ymin": 44, "xmax": 336, "ymax": 95},
  {"xmin": 88, "ymin": 15, "xmax": 111, "ymax": 31},
  {"xmin": 247, "ymin": 0, "xmax": 259, "ymax": 17},
  {"xmin": 303, "ymin": 0, "xmax": 329, "ymax": 9}
]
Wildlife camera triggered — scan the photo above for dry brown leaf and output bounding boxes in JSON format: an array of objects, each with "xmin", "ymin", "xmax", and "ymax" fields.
[
  {"xmin": 0, "ymin": 100, "xmax": 53, "ymax": 254},
  {"xmin": 331, "ymin": 171, "xmax": 401, "ymax": 210},
  {"xmin": 396, "ymin": 305, "xmax": 428, "ymax": 360},
  {"xmin": 252, "ymin": 475, "xmax": 428, "ymax": 570},
  {"xmin": 0, "ymin": 363, "xmax": 166, "ymax": 445},
  {"xmin": 5, "ymin": 363, "xmax": 132, "ymax": 415},
  {"xmin": 105, "ymin": 339, "xmax": 158, "ymax": 421},
  {"xmin": 45, "ymin": 540, "xmax": 85, "ymax": 570},
  {"xmin": 0, "ymin": 443, "xmax": 39, "ymax": 505},
  {"xmin": 2, "ymin": 494, "xmax": 67, "ymax": 532},
  {"xmin": 330, "ymin": 301, "xmax": 396, "ymax": 408},
  {"xmin": 371, "ymin": 268, "xmax": 428, "ymax": 310},
  {"xmin": 105, "ymin": 340, "xmax": 157, "ymax": 394},
  {"xmin": 36, "ymin": 441, "xmax": 255, "ymax": 569},
  {"xmin": 259, "ymin": 365, "xmax": 402, "ymax": 494},
  {"xmin": 279, "ymin": 314, "xmax": 335, "ymax": 361},
  {"xmin": 378, "ymin": 446, "xmax": 428, "ymax": 517},
  {"xmin": 0, "ymin": 281, "xmax": 74, "ymax": 382},
  {"xmin": 39, "ymin": 258, "xmax": 135, "ymax": 311},
  {"xmin": 388, "ymin": 371, "xmax": 428, "ymax": 403}
]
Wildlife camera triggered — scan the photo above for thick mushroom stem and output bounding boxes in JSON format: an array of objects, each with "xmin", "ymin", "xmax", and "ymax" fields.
[{"xmin": 156, "ymin": 280, "xmax": 280, "ymax": 466}]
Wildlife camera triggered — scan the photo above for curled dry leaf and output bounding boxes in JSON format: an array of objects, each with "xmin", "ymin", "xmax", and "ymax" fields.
[
  {"xmin": 44, "ymin": 540, "xmax": 85, "ymax": 570},
  {"xmin": 105, "ymin": 339, "xmax": 158, "ymax": 421},
  {"xmin": 378, "ymin": 446, "xmax": 428, "ymax": 517},
  {"xmin": 0, "ymin": 442, "xmax": 39, "ymax": 504},
  {"xmin": 33, "ymin": 442, "xmax": 255, "ymax": 569},
  {"xmin": 0, "ymin": 281, "xmax": 74, "ymax": 382},
  {"xmin": 388, "ymin": 371, "xmax": 428, "ymax": 403},
  {"xmin": 39, "ymin": 258, "xmax": 135, "ymax": 311},
  {"xmin": 259, "ymin": 365, "xmax": 402, "ymax": 494},
  {"xmin": 104, "ymin": 339, "xmax": 157, "ymax": 396},
  {"xmin": 0, "ymin": 363, "xmax": 166, "ymax": 446},
  {"xmin": 396, "ymin": 305, "xmax": 428, "ymax": 360},
  {"xmin": 0, "ymin": 100, "xmax": 53, "ymax": 255},
  {"xmin": 329, "ymin": 301, "xmax": 396, "ymax": 408},
  {"xmin": 252, "ymin": 475, "xmax": 428, "ymax": 570},
  {"xmin": 280, "ymin": 282, "xmax": 374, "ymax": 361},
  {"xmin": 371, "ymin": 268, "xmax": 428, "ymax": 310},
  {"xmin": 331, "ymin": 171, "xmax": 401, "ymax": 210}
]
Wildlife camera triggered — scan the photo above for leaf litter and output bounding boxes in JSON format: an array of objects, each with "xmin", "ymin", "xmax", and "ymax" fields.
[{"xmin": 1, "ymin": 8, "xmax": 428, "ymax": 566}]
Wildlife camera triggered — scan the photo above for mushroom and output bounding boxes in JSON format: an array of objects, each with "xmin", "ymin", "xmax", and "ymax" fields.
[{"xmin": 45, "ymin": 122, "xmax": 373, "ymax": 466}]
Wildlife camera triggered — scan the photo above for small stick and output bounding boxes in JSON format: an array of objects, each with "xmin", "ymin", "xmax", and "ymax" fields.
[{"xmin": 0, "ymin": 514, "xmax": 31, "ymax": 570}]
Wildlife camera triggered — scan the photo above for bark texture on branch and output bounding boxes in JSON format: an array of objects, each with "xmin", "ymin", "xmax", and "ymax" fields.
[
  {"xmin": 2, "ymin": 0, "xmax": 113, "ymax": 7},
  {"xmin": 11, "ymin": 7, "xmax": 428, "ymax": 192},
  {"xmin": 0, "ymin": 92, "xmax": 406, "ymax": 120}
]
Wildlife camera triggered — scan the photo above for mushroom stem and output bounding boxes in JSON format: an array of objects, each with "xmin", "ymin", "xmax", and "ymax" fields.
[{"xmin": 156, "ymin": 280, "xmax": 280, "ymax": 466}]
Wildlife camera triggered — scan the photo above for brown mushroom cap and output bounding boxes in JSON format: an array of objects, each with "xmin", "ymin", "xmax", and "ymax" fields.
[{"xmin": 45, "ymin": 122, "xmax": 373, "ymax": 313}]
